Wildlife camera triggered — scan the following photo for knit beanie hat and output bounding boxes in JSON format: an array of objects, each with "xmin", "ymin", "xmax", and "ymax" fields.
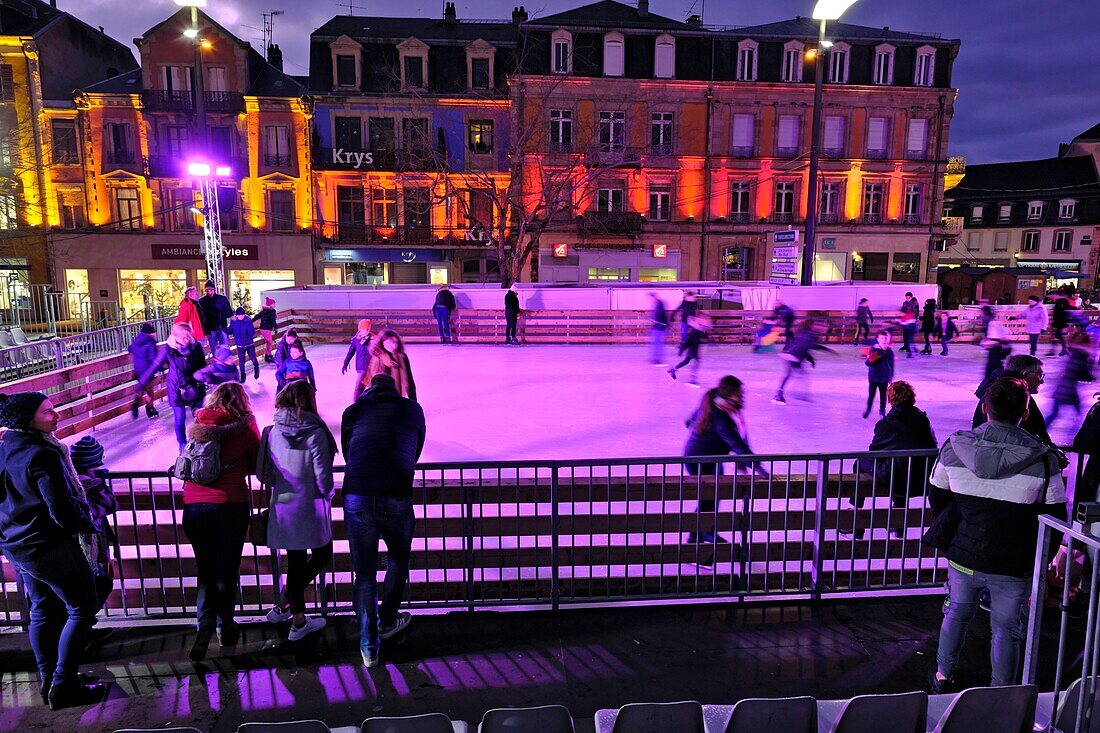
[
  {"xmin": 70, "ymin": 435, "xmax": 105, "ymax": 472},
  {"xmin": 357, "ymin": 318, "xmax": 372, "ymax": 332},
  {"xmin": 235, "ymin": 306, "xmax": 247, "ymax": 316},
  {"xmin": 0, "ymin": 392, "xmax": 48, "ymax": 430},
  {"xmin": 140, "ymin": 322, "xmax": 156, "ymax": 334},
  {"xmin": 264, "ymin": 296, "xmax": 275, "ymax": 307},
  {"xmin": 205, "ymin": 279, "xmax": 216, "ymax": 289}
]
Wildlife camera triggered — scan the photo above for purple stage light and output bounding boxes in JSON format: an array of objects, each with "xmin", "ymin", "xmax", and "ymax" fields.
[
  {"xmin": 214, "ymin": 165, "xmax": 231, "ymax": 177},
  {"xmin": 187, "ymin": 162, "xmax": 211, "ymax": 177}
]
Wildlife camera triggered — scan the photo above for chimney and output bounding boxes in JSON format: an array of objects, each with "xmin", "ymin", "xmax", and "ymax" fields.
[
  {"xmin": 50, "ymin": 0, "xmax": 57, "ymax": 7},
  {"xmin": 267, "ymin": 43, "xmax": 284, "ymax": 71},
  {"xmin": 444, "ymin": 2, "xmax": 457, "ymax": 23},
  {"xmin": 638, "ymin": 0, "xmax": 648, "ymax": 18},
  {"xmin": 512, "ymin": 6, "xmax": 529, "ymax": 25},
  {"xmin": 686, "ymin": 14, "xmax": 702, "ymax": 27}
]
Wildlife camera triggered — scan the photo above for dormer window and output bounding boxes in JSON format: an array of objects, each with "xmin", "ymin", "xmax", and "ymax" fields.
[
  {"xmin": 782, "ymin": 41, "xmax": 804, "ymax": 82},
  {"xmin": 654, "ymin": 34, "xmax": 675, "ymax": 79},
  {"xmin": 873, "ymin": 44, "xmax": 895, "ymax": 85},
  {"xmin": 970, "ymin": 204, "xmax": 984, "ymax": 223},
  {"xmin": 603, "ymin": 32, "xmax": 624, "ymax": 77},
  {"xmin": 1059, "ymin": 199, "xmax": 1077, "ymax": 219},
  {"xmin": 1027, "ymin": 201, "xmax": 1043, "ymax": 221},
  {"xmin": 398, "ymin": 38, "xmax": 430, "ymax": 90},
  {"xmin": 552, "ymin": 29, "xmax": 572, "ymax": 74},
  {"xmin": 914, "ymin": 45, "xmax": 936, "ymax": 86},
  {"xmin": 736, "ymin": 40, "xmax": 758, "ymax": 81},
  {"xmin": 828, "ymin": 42, "xmax": 850, "ymax": 83},
  {"xmin": 329, "ymin": 35, "xmax": 363, "ymax": 90},
  {"xmin": 466, "ymin": 39, "xmax": 497, "ymax": 90}
]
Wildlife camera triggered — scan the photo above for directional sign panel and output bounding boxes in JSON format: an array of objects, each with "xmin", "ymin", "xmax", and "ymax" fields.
[
  {"xmin": 771, "ymin": 262, "xmax": 799, "ymax": 275},
  {"xmin": 769, "ymin": 276, "xmax": 798, "ymax": 286},
  {"xmin": 772, "ymin": 245, "xmax": 800, "ymax": 259},
  {"xmin": 773, "ymin": 230, "xmax": 800, "ymax": 244}
]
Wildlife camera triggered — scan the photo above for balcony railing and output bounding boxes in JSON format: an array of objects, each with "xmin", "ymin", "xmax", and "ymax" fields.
[
  {"xmin": 141, "ymin": 90, "xmax": 244, "ymax": 114},
  {"xmin": 772, "ymin": 212, "xmax": 794, "ymax": 224},
  {"xmin": 315, "ymin": 223, "xmax": 495, "ymax": 246},
  {"xmin": 819, "ymin": 212, "xmax": 839, "ymax": 224},
  {"xmin": 263, "ymin": 153, "xmax": 292, "ymax": 168},
  {"xmin": 577, "ymin": 211, "xmax": 644, "ymax": 237},
  {"xmin": 104, "ymin": 149, "xmax": 136, "ymax": 167},
  {"xmin": 864, "ymin": 212, "xmax": 883, "ymax": 224},
  {"xmin": 866, "ymin": 149, "xmax": 889, "ymax": 160},
  {"xmin": 585, "ymin": 147, "xmax": 642, "ymax": 168},
  {"xmin": 728, "ymin": 212, "xmax": 751, "ymax": 224},
  {"xmin": 903, "ymin": 213, "xmax": 922, "ymax": 225},
  {"xmin": 649, "ymin": 141, "xmax": 673, "ymax": 157},
  {"xmin": 204, "ymin": 91, "xmax": 244, "ymax": 114},
  {"xmin": 396, "ymin": 147, "xmax": 444, "ymax": 171},
  {"xmin": 942, "ymin": 216, "xmax": 965, "ymax": 235},
  {"xmin": 549, "ymin": 140, "xmax": 573, "ymax": 153}
]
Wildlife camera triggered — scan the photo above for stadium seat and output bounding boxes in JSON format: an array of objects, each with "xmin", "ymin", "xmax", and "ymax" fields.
[
  {"xmin": 478, "ymin": 704, "xmax": 574, "ymax": 732},
  {"xmin": 360, "ymin": 713, "xmax": 467, "ymax": 733},
  {"xmin": 825, "ymin": 691, "xmax": 927, "ymax": 733},
  {"xmin": 930, "ymin": 685, "xmax": 1037, "ymax": 733},
  {"xmin": 722, "ymin": 696, "xmax": 816, "ymax": 732},
  {"xmin": 1039, "ymin": 677, "xmax": 1100, "ymax": 733},
  {"xmin": 608, "ymin": 701, "xmax": 704, "ymax": 732},
  {"xmin": 237, "ymin": 722, "xmax": 332, "ymax": 733}
]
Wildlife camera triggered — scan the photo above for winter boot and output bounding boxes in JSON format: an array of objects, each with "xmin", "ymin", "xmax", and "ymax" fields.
[
  {"xmin": 264, "ymin": 353, "xmax": 274, "ymax": 364},
  {"xmin": 145, "ymin": 404, "xmax": 159, "ymax": 418},
  {"xmin": 254, "ymin": 364, "xmax": 261, "ymax": 379},
  {"xmin": 131, "ymin": 403, "xmax": 139, "ymax": 420},
  {"xmin": 239, "ymin": 370, "xmax": 247, "ymax": 383}
]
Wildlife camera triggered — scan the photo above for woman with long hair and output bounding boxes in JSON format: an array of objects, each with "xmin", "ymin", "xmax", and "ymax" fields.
[
  {"xmin": 682, "ymin": 375, "xmax": 765, "ymax": 545},
  {"xmin": 359, "ymin": 328, "xmax": 417, "ymax": 401},
  {"xmin": 181, "ymin": 382, "xmax": 260, "ymax": 662},
  {"xmin": 260, "ymin": 381, "xmax": 337, "ymax": 640},
  {"xmin": 139, "ymin": 322, "xmax": 206, "ymax": 452}
]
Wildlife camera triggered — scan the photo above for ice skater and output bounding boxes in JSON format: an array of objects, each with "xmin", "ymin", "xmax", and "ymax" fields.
[
  {"xmin": 138, "ymin": 322, "xmax": 206, "ymax": 453},
  {"xmin": 862, "ymin": 330, "xmax": 895, "ymax": 419},
  {"xmin": 253, "ymin": 296, "xmax": 278, "ymax": 363},
  {"xmin": 274, "ymin": 328, "xmax": 302, "ymax": 365},
  {"xmin": 668, "ymin": 314, "xmax": 711, "ymax": 386},
  {"xmin": 934, "ymin": 312, "xmax": 959, "ymax": 355},
  {"xmin": 504, "ymin": 284, "xmax": 521, "ymax": 345},
  {"xmin": 674, "ymin": 291, "xmax": 699, "ymax": 347},
  {"xmin": 853, "ymin": 298, "xmax": 873, "ymax": 344},
  {"xmin": 648, "ymin": 292, "xmax": 669, "ymax": 365},
  {"xmin": 1047, "ymin": 330, "xmax": 1093, "ymax": 428},
  {"xmin": 433, "ymin": 284, "xmax": 456, "ymax": 344},
  {"xmin": 342, "ymin": 319, "xmax": 373, "ymax": 381},
  {"xmin": 276, "ymin": 342, "xmax": 317, "ymax": 393},
  {"xmin": 919, "ymin": 298, "xmax": 937, "ymax": 354},
  {"xmin": 229, "ymin": 307, "xmax": 260, "ymax": 382},
  {"xmin": 362, "ymin": 328, "xmax": 417, "ymax": 401},
  {"xmin": 1023, "ymin": 295, "xmax": 1047, "ymax": 356},
  {"xmin": 195, "ymin": 346, "xmax": 241, "ymax": 386},
  {"xmin": 128, "ymin": 322, "xmax": 160, "ymax": 419},
  {"xmin": 980, "ymin": 306, "xmax": 1011, "ymax": 380},
  {"xmin": 1051, "ymin": 292, "xmax": 1071, "ymax": 357},
  {"xmin": 898, "ymin": 292, "xmax": 919, "ymax": 358},
  {"xmin": 771, "ymin": 318, "xmax": 830, "ymax": 405},
  {"xmin": 771, "ymin": 299, "xmax": 795, "ymax": 346}
]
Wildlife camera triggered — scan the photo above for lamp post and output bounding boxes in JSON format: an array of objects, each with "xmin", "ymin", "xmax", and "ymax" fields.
[
  {"xmin": 188, "ymin": 161, "xmax": 232, "ymax": 293},
  {"xmin": 176, "ymin": 0, "xmax": 207, "ymax": 149},
  {"xmin": 801, "ymin": 0, "xmax": 859, "ymax": 286}
]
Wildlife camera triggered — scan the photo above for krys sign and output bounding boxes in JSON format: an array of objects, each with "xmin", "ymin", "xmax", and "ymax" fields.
[{"xmin": 331, "ymin": 149, "xmax": 375, "ymax": 168}]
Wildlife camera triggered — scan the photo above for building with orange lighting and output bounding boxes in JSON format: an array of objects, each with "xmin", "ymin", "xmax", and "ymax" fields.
[
  {"xmin": 0, "ymin": 0, "xmax": 136, "ymax": 318},
  {"xmin": 59, "ymin": 7, "xmax": 313, "ymax": 317},
  {"xmin": 308, "ymin": 4, "xmax": 521, "ymax": 285},
  {"xmin": 516, "ymin": 1, "xmax": 960, "ymax": 284}
]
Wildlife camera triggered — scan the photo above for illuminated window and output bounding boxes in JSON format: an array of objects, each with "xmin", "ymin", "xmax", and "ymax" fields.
[
  {"xmin": 113, "ymin": 188, "xmax": 141, "ymax": 230},
  {"xmin": 736, "ymin": 40, "xmax": 758, "ymax": 81},
  {"xmin": 873, "ymin": 44, "xmax": 895, "ymax": 85},
  {"xmin": 468, "ymin": 120, "xmax": 493, "ymax": 154},
  {"xmin": 782, "ymin": 41, "xmax": 804, "ymax": 82},
  {"xmin": 648, "ymin": 186, "xmax": 671, "ymax": 221},
  {"xmin": 588, "ymin": 267, "xmax": 631, "ymax": 281},
  {"xmin": 914, "ymin": 46, "xmax": 936, "ymax": 86},
  {"xmin": 371, "ymin": 188, "xmax": 397, "ymax": 227},
  {"xmin": 603, "ymin": 33, "xmax": 624, "ymax": 77}
]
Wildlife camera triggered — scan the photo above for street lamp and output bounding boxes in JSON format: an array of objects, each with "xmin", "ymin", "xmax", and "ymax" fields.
[
  {"xmin": 175, "ymin": 0, "xmax": 208, "ymax": 150},
  {"xmin": 800, "ymin": 0, "xmax": 859, "ymax": 286},
  {"xmin": 188, "ymin": 160, "xmax": 233, "ymax": 294}
]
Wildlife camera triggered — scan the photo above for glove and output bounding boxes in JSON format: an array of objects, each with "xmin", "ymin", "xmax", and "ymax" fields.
[{"xmin": 341, "ymin": 365, "xmax": 347, "ymax": 375}]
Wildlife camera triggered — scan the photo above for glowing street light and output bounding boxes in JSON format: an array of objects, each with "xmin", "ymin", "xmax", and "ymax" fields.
[
  {"xmin": 188, "ymin": 160, "xmax": 233, "ymax": 293},
  {"xmin": 183, "ymin": 28, "xmax": 199, "ymax": 39},
  {"xmin": 813, "ymin": 0, "xmax": 859, "ymax": 20}
]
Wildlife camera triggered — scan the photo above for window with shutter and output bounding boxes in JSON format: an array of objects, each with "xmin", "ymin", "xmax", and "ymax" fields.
[
  {"xmin": 777, "ymin": 115, "xmax": 799, "ymax": 156},
  {"xmin": 732, "ymin": 114, "xmax": 754, "ymax": 156},
  {"xmin": 823, "ymin": 116, "xmax": 845, "ymax": 155},
  {"xmin": 0, "ymin": 64, "xmax": 14, "ymax": 102},
  {"xmin": 736, "ymin": 42, "xmax": 757, "ymax": 81},
  {"xmin": 604, "ymin": 33, "xmax": 624, "ymax": 77},
  {"xmin": 867, "ymin": 117, "xmax": 888, "ymax": 158},
  {"xmin": 906, "ymin": 118, "xmax": 928, "ymax": 159},
  {"xmin": 654, "ymin": 35, "xmax": 675, "ymax": 79}
]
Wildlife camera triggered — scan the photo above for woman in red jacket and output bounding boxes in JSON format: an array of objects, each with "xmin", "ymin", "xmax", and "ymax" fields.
[
  {"xmin": 180, "ymin": 382, "xmax": 259, "ymax": 662},
  {"xmin": 175, "ymin": 286, "xmax": 206, "ymax": 345}
]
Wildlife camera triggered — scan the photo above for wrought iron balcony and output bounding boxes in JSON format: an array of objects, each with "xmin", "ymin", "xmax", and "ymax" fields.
[
  {"xmin": 104, "ymin": 149, "xmax": 137, "ymax": 168},
  {"xmin": 863, "ymin": 212, "xmax": 883, "ymax": 224},
  {"xmin": 584, "ymin": 147, "xmax": 642, "ymax": 168},
  {"xmin": 141, "ymin": 90, "xmax": 244, "ymax": 114},
  {"xmin": 316, "ymin": 223, "xmax": 463, "ymax": 245},
  {"xmin": 649, "ymin": 141, "xmax": 673, "ymax": 156},
  {"xmin": 942, "ymin": 216, "xmax": 964, "ymax": 235},
  {"xmin": 728, "ymin": 212, "xmax": 751, "ymax": 224},
  {"xmin": 903, "ymin": 213, "xmax": 922, "ymax": 224},
  {"xmin": 577, "ymin": 211, "xmax": 644, "ymax": 236},
  {"xmin": 549, "ymin": 140, "xmax": 573, "ymax": 153},
  {"xmin": 263, "ymin": 154, "xmax": 292, "ymax": 168},
  {"xmin": 772, "ymin": 212, "xmax": 794, "ymax": 224},
  {"xmin": 204, "ymin": 91, "xmax": 244, "ymax": 114}
]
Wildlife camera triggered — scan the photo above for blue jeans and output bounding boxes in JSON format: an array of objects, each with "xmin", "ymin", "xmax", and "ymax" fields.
[
  {"xmin": 650, "ymin": 326, "xmax": 666, "ymax": 364},
  {"xmin": 344, "ymin": 494, "xmax": 415, "ymax": 656},
  {"xmin": 433, "ymin": 306, "xmax": 451, "ymax": 342},
  {"xmin": 206, "ymin": 329, "xmax": 228, "ymax": 357},
  {"xmin": 172, "ymin": 405, "xmax": 188, "ymax": 452},
  {"xmin": 236, "ymin": 345, "xmax": 259, "ymax": 376},
  {"xmin": 182, "ymin": 503, "xmax": 249, "ymax": 632},
  {"xmin": 937, "ymin": 563, "xmax": 1029, "ymax": 686},
  {"xmin": 9, "ymin": 539, "xmax": 98, "ymax": 687},
  {"xmin": 902, "ymin": 324, "xmax": 917, "ymax": 352},
  {"xmin": 941, "ymin": 336, "xmax": 951, "ymax": 355}
]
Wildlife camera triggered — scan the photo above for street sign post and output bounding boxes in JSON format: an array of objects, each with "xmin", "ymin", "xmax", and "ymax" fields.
[
  {"xmin": 772, "ymin": 245, "xmax": 800, "ymax": 259},
  {"xmin": 773, "ymin": 230, "xmax": 800, "ymax": 244}
]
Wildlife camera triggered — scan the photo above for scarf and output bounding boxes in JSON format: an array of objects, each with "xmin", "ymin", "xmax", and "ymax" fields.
[
  {"xmin": 38, "ymin": 431, "xmax": 99, "ymax": 568},
  {"xmin": 363, "ymin": 352, "xmax": 409, "ymax": 399}
]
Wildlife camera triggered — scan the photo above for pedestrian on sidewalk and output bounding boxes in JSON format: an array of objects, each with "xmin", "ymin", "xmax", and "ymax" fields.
[
  {"xmin": 682, "ymin": 375, "xmax": 767, "ymax": 546},
  {"xmin": 899, "ymin": 292, "xmax": 920, "ymax": 358},
  {"xmin": 668, "ymin": 314, "xmax": 711, "ymax": 386},
  {"xmin": 0, "ymin": 392, "xmax": 105, "ymax": 709},
  {"xmin": 862, "ymin": 330, "xmax": 895, "ymax": 419},
  {"xmin": 920, "ymin": 298, "xmax": 937, "ymax": 354},
  {"xmin": 343, "ymin": 319, "xmax": 373, "ymax": 386},
  {"xmin": 773, "ymin": 318, "xmax": 830, "ymax": 405},
  {"xmin": 432, "ymin": 284, "xmax": 456, "ymax": 344},
  {"xmin": 180, "ymin": 383, "xmax": 260, "ymax": 662},
  {"xmin": 195, "ymin": 347, "xmax": 241, "ymax": 387},
  {"xmin": 229, "ymin": 307, "xmax": 260, "ymax": 382},
  {"xmin": 260, "ymin": 381, "xmax": 337, "ymax": 642},
  {"xmin": 128, "ymin": 322, "xmax": 160, "ymax": 419},
  {"xmin": 934, "ymin": 312, "xmax": 959, "ymax": 355},
  {"xmin": 363, "ymin": 328, "xmax": 417, "ymax": 401},
  {"xmin": 175, "ymin": 286, "xmax": 205, "ymax": 347},
  {"xmin": 504, "ymin": 284, "xmax": 522, "ymax": 345},
  {"xmin": 274, "ymin": 328, "xmax": 302, "ymax": 365},
  {"xmin": 1024, "ymin": 295, "xmax": 1047, "ymax": 356},
  {"xmin": 648, "ymin": 292, "xmax": 669, "ymax": 365},
  {"xmin": 276, "ymin": 343, "xmax": 317, "ymax": 393},
  {"xmin": 253, "ymin": 296, "xmax": 278, "ymax": 363},
  {"xmin": 926, "ymin": 377, "xmax": 1067, "ymax": 692},
  {"xmin": 674, "ymin": 291, "xmax": 699, "ymax": 347},
  {"xmin": 341, "ymin": 373, "xmax": 426, "ymax": 667},
  {"xmin": 198, "ymin": 280, "xmax": 233, "ymax": 356},
  {"xmin": 854, "ymin": 298, "xmax": 873, "ymax": 344},
  {"xmin": 139, "ymin": 323, "xmax": 206, "ymax": 453},
  {"xmin": 1047, "ymin": 329, "xmax": 1093, "ymax": 429}
]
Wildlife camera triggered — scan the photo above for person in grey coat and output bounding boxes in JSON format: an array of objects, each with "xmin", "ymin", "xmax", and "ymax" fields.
[{"xmin": 257, "ymin": 381, "xmax": 337, "ymax": 641}]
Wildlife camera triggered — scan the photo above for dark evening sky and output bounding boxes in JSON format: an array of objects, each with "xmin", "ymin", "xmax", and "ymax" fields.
[{"xmin": 65, "ymin": 0, "xmax": 1098, "ymax": 164}]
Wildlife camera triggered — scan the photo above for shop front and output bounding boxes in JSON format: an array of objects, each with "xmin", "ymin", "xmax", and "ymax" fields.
[
  {"xmin": 539, "ymin": 243, "xmax": 681, "ymax": 284},
  {"xmin": 322, "ymin": 248, "xmax": 451, "ymax": 286},
  {"xmin": 1016, "ymin": 259, "xmax": 1084, "ymax": 291}
]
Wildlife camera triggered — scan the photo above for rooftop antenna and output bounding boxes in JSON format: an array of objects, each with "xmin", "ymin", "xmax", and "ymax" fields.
[
  {"xmin": 337, "ymin": 0, "xmax": 364, "ymax": 15},
  {"xmin": 262, "ymin": 10, "xmax": 284, "ymax": 52}
]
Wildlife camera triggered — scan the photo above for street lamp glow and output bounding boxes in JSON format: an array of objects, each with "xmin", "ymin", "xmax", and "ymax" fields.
[
  {"xmin": 183, "ymin": 28, "xmax": 199, "ymax": 39},
  {"xmin": 173, "ymin": 0, "xmax": 207, "ymax": 6},
  {"xmin": 199, "ymin": 39, "xmax": 212, "ymax": 49},
  {"xmin": 187, "ymin": 162, "xmax": 211, "ymax": 177},
  {"xmin": 812, "ymin": 0, "xmax": 859, "ymax": 20},
  {"xmin": 214, "ymin": 165, "xmax": 231, "ymax": 177}
]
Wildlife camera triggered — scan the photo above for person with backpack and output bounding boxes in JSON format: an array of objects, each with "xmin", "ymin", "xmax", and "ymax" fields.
[
  {"xmin": 229, "ymin": 307, "xmax": 260, "ymax": 382},
  {"xmin": 176, "ymin": 382, "xmax": 260, "ymax": 662},
  {"xmin": 259, "ymin": 381, "xmax": 337, "ymax": 641},
  {"xmin": 252, "ymin": 296, "xmax": 278, "ymax": 363},
  {"xmin": 139, "ymin": 323, "xmax": 206, "ymax": 454},
  {"xmin": 128, "ymin": 322, "xmax": 160, "ymax": 420},
  {"xmin": 276, "ymin": 342, "xmax": 317, "ymax": 393}
]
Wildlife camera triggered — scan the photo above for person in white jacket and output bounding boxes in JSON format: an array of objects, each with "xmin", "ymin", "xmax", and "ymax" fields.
[{"xmin": 1023, "ymin": 295, "xmax": 1048, "ymax": 356}]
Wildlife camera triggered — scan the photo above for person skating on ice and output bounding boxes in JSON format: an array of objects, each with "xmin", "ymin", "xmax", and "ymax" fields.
[
  {"xmin": 933, "ymin": 312, "xmax": 959, "ymax": 355},
  {"xmin": 854, "ymin": 298, "xmax": 873, "ymax": 344},
  {"xmin": 667, "ymin": 314, "xmax": 712, "ymax": 386},
  {"xmin": 772, "ymin": 318, "xmax": 831, "ymax": 405},
  {"xmin": 229, "ymin": 307, "xmax": 260, "ymax": 382},
  {"xmin": 919, "ymin": 298, "xmax": 937, "ymax": 354},
  {"xmin": 862, "ymin": 330, "xmax": 896, "ymax": 419},
  {"xmin": 343, "ymin": 319, "xmax": 373, "ymax": 381}
]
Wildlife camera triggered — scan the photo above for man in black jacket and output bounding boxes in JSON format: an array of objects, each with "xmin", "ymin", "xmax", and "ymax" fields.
[
  {"xmin": 972, "ymin": 354, "xmax": 1053, "ymax": 446},
  {"xmin": 340, "ymin": 374, "xmax": 426, "ymax": 668},
  {"xmin": 504, "ymin": 284, "xmax": 521, "ymax": 345},
  {"xmin": 198, "ymin": 280, "xmax": 233, "ymax": 355},
  {"xmin": 432, "ymin": 284, "xmax": 456, "ymax": 343}
]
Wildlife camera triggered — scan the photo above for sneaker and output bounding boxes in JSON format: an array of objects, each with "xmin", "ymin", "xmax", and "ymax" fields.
[
  {"xmin": 378, "ymin": 611, "xmax": 412, "ymax": 640},
  {"xmin": 362, "ymin": 646, "xmax": 380, "ymax": 668},
  {"xmin": 667, "ymin": 368, "xmax": 677, "ymax": 380},
  {"xmin": 288, "ymin": 616, "xmax": 326, "ymax": 641},
  {"xmin": 772, "ymin": 393, "xmax": 786, "ymax": 405},
  {"xmin": 929, "ymin": 669, "xmax": 950, "ymax": 695},
  {"xmin": 47, "ymin": 678, "xmax": 107, "ymax": 710},
  {"xmin": 266, "ymin": 604, "xmax": 293, "ymax": 624}
]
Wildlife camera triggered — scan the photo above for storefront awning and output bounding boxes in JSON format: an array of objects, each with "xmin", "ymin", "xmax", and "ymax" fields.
[{"xmin": 324, "ymin": 248, "xmax": 449, "ymax": 263}]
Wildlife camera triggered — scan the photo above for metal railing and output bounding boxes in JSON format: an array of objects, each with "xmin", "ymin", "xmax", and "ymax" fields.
[
  {"xmin": 0, "ymin": 316, "xmax": 174, "ymax": 382},
  {"xmin": 0, "ymin": 449, "xmax": 974, "ymax": 626}
]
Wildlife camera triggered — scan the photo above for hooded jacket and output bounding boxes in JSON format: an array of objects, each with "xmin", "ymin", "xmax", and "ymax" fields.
[
  {"xmin": 276, "ymin": 356, "xmax": 316, "ymax": 390},
  {"xmin": 343, "ymin": 333, "xmax": 372, "ymax": 374},
  {"xmin": 140, "ymin": 336, "xmax": 207, "ymax": 407},
  {"xmin": 259, "ymin": 408, "xmax": 336, "ymax": 550},
  {"xmin": 927, "ymin": 421, "xmax": 1066, "ymax": 577},
  {"xmin": 175, "ymin": 297, "xmax": 205, "ymax": 341},
  {"xmin": 229, "ymin": 314, "xmax": 256, "ymax": 347},
  {"xmin": 341, "ymin": 382, "xmax": 426, "ymax": 498},
  {"xmin": 182, "ymin": 408, "xmax": 260, "ymax": 505},
  {"xmin": 128, "ymin": 331, "xmax": 159, "ymax": 377},
  {"xmin": 0, "ymin": 429, "xmax": 96, "ymax": 562},
  {"xmin": 1025, "ymin": 302, "xmax": 1049, "ymax": 334}
]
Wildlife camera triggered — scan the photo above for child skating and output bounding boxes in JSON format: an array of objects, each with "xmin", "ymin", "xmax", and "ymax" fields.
[{"xmin": 862, "ymin": 330, "xmax": 895, "ymax": 418}]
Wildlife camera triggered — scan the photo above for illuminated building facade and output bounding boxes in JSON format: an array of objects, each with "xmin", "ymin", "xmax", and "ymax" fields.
[
  {"xmin": 0, "ymin": 0, "xmax": 135, "ymax": 314},
  {"xmin": 309, "ymin": 4, "xmax": 519, "ymax": 285},
  {"xmin": 64, "ymin": 7, "xmax": 313, "ymax": 316},
  {"xmin": 516, "ymin": 1, "xmax": 960, "ymax": 284}
]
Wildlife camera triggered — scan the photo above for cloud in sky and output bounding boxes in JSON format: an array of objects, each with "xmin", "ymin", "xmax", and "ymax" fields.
[{"xmin": 64, "ymin": 0, "xmax": 1099, "ymax": 164}]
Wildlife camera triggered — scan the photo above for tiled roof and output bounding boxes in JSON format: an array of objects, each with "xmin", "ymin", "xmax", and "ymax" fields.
[
  {"xmin": 725, "ymin": 17, "xmax": 955, "ymax": 44},
  {"xmin": 1075, "ymin": 122, "xmax": 1100, "ymax": 141},
  {"xmin": 949, "ymin": 156, "xmax": 1100, "ymax": 199},
  {"xmin": 525, "ymin": 0, "xmax": 688, "ymax": 30},
  {"xmin": 247, "ymin": 58, "xmax": 307, "ymax": 97},
  {"xmin": 0, "ymin": 0, "xmax": 62, "ymax": 36},
  {"xmin": 80, "ymin": 69, "xmax": 142, "ymax": 94},
  {"xmin": 313, "ymin": 16, "xmax": 520, "ymax": 44}
]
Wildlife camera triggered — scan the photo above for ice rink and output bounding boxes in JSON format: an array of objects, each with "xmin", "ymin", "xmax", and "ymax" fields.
[{"xmin": 83, "ymin": 341, "xmax": 1087, "ymax": 470}]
